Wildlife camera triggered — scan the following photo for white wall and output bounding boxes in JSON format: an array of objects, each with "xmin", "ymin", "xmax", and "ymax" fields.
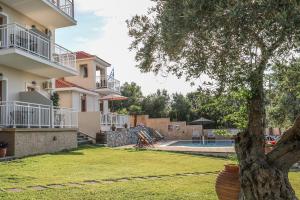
[
  {"xmin": 86, "ymin": 95, "xmax": 100, "ymax": 112},
  {"xmin": 69, "ymin": 91, "xmax": 99, "ymax": 112},
  {"xmin": 0, "ymin": 65, "xmax": 49, "ymax": 101},
  {"xmin": 72, "ymin": 92, "xmax": 80, "ymax": 111}
]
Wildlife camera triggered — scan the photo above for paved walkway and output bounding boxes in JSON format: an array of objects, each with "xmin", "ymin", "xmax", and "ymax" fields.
[{"xmin": 1, "ymin": 171, "xmax": 219, "ymax": 193}]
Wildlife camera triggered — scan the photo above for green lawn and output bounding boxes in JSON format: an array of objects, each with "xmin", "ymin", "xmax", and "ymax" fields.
[{"xmin": 0, "ymin": 146, "xmax": 299, "ymax": 200}]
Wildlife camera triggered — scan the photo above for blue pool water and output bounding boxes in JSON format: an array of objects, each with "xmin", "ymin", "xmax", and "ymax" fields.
[{"xmin": 168, "ymin": 140, "xmax": 235, "ymax": 147}]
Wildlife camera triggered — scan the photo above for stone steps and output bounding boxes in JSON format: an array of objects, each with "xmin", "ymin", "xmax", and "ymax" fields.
[{"xmin": 77, "ymin": 132, "xmax": 93, "ymax": 146}]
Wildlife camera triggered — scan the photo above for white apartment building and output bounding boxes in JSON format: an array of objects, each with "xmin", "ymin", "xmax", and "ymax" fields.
[{"xmin": 0, "ymin": 0, "xmax": 79, "ymax": 157}]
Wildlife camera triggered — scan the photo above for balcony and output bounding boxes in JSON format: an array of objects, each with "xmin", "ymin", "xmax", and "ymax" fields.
[
  {"xmin": 101, "ymin": 113, "xmax": 129, "ymax": 131},
  {"xmin": 0, "ymin": 23, "xmax": 78, "ymax": 78},
  {"xmin": 0, "ymin": 0, "xmax": 76, "ymax": 28},
  {"xmin": 0, "ymin": 101, "xmax": 78, "ymax": 128},
  {"xmin": 96, "ymin": 75, "xmax": 121, "ymax": 94}
]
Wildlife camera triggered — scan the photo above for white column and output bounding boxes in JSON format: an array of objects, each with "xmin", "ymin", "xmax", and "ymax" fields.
[{"xmin": 103, "ymin": 100, "xmax": 109, "ymax": 114}]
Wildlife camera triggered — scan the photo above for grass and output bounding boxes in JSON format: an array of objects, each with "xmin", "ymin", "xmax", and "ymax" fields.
[{"xmin": 0, "ymin": 146, "xmax": 299, "ymax": 199}]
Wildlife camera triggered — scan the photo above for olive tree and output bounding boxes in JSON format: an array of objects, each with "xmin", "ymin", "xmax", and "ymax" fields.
[{"xmin": 127, "ymin": 0, "xmax": 300, "ymax": 199}]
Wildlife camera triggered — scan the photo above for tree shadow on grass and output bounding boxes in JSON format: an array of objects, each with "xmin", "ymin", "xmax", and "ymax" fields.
[
  {"xmin": 122, "ymin": 147, "xmax": 235, "ymax": 161},
  {"xmin": 0, "ymin": 174, "xmax": 36, "ymax": 184},
  {"xmin": 52, "ymin": 145, "xmax": 107, "ymax": 156}
]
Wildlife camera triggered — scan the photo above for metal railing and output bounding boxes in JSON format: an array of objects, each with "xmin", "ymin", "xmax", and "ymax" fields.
[
  {"xmin": 53, "ymin": 106, "xmax": 78, "ymax": 128},
  {"xmin": 96, "ymin": 75, "xmax": 121, "ymax": 93},
  {"xmin": 47, "ymin": 0, "xmax": 74, "ymax": 18},
  {"xmin": 0, "ymin": 23, "xmax": 50, "ymax": 59},
  {"xmin": 53, "ymin": 44, "xmax": 76, "ymax": 70},
  {"xmin": 101, "ymin": 113, "xmax": 129, "ymax": 129},
  {"xmin": 0, "ymin": 23, "xmax": 76, "ymax": 71},
  {"xmin": 0, "ymin": 101, "xmax": 78, "ymax": 128}
]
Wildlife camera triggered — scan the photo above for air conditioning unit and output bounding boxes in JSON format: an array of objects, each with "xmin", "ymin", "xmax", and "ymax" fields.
[{"xmin": 42, "ymin": 81, "xmax": 53, "ymax": 90}]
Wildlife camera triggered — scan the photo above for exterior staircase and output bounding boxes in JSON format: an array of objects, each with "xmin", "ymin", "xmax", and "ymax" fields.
[{"xmin": 77, "ymin": 132, "xmax": 94, "ymax": 146}]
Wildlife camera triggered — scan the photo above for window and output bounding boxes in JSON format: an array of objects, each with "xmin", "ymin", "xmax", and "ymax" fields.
[
  {"xmin": 81, "ymin": 94, "xmax": 87, "ymax": 112},
  {"xmin": 80, "ymin": 64, "xmax": 88, "ymax": 78}
]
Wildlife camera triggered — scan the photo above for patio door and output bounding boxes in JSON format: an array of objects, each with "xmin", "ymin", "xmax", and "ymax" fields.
[{"xmin": 0, "ymin": 14, "xmax": 7, "ymax": 47}]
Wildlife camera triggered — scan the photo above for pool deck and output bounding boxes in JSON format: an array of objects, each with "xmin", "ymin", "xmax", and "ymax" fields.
[
  {"xmin": 119, "ymin": 140, "xmax": 236, "ymax": 157},
  {"xmin": 155, "ymin": 140, "xmax": 235, "ymax": 153}
]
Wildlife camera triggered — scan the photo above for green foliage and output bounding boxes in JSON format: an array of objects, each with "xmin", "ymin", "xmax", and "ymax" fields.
[
  {"xmin": 266, "ymin": 61, "xmax": 300, "ymax": 128},
  {"xmin": 128, "ymin": 105, "xmax": 142, "ymax": 115},
  {"xmin": 128, "ymin": 1, "xmax": 300, "ymax": 90},
  {"xmin": 169, "ymin": 93, "xmax": 192, "ymax": 121},
  {"xmin": 213, "ymin": 130, "xmax": 232, "ymax": 137},
  {"xmin": 114, "ymin": 82, "xmax": 144, "ymax": 114},
  {"xmin": 121, "ymin": 82, "xmax": 143, "ymax": 108},
  {"xmin": 51, "ymin": 92, "xmax": 60, "ymax": 107},
  {"xmin": 142, "ymin": 89, "xmax": 170, "ymax": 118},
  {"xmin": 186, "ymin": 88, "xmax": 248, "ymax": 128},
  {"xmin": 117, "ymin": 108, "xmax": 129, "ymax": 115}
]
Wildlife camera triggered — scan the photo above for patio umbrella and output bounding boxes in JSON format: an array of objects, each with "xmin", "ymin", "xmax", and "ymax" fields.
[
  {"xmin": 100, "ymin": 94, "xmax": 128, "ymax": 101},
  {"xmin": 189, "ymin": 117, "xmax": 214, "ymax": 126},
  {"xmin": 100, "ymin": 94, "xmax": 128, "ymax": 112}
]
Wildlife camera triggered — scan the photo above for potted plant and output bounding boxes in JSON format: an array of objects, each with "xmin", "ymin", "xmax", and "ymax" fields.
[
  {"xmin": 0, "ymin": 142, "xmax": 8, "ymax": 158},
  {"xmin": 111, "ymin": 124, "xmax": 116, "ymax": 131}
]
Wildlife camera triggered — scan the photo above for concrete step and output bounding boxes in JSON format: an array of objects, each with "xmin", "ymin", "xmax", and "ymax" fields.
[
  {"xmin": 78, "ymin": 139, "xmax": 93, "ymax": 145},
  {"xmin": 77, "ymin": 132, "xmax": 94, "ymax": 146}
]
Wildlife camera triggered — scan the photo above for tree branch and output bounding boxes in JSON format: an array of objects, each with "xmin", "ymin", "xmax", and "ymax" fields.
[
  {"xmin": 267, "ymin": 116, "xmax": 300, "ymax": 170},
  {"xmin": 268, "ymin": 29, "xmax": 286, "ymax": 54}
]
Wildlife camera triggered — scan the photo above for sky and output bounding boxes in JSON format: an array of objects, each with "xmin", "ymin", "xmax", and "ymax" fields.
[{"xmin": 56, "ymin": 0, "xmax": 202, "ymax": 95}]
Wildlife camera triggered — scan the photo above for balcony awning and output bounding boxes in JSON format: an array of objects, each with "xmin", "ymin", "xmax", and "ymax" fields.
[{"xmin": 100, "ymin": 94, "xmax": 128, "ymax": 101}]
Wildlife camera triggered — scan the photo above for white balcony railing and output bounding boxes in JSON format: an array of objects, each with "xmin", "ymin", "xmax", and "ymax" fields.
[
  {"xmin": 0, "ymin": 101, "xmax": 78, "ymax": 128},
  {"xmin": 0, "ymin": 23, "xmax": 76, "ymax": 71},
  {"xmin": 101, "ymin": 113, "xmax": 129, "ymax": 129},
  {"xmin": 53, "ymin": 106, "xmax": 78, "ymax": 128},
  {"xmin": 96, "ymin": 75, "xmax": 121, "ymax": 93},
  {"xmin": 47, "ymin": 0, "xmax": 75, "ymax": 18}
]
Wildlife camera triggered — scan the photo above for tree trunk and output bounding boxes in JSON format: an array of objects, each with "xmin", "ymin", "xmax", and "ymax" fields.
[
  {"xmin": 236, "ymin": 131, "xmax": 297, "ymax": 200},
  {"xmin": 235, "ymin": 71, "xmax": 299, "ymax": 200}
]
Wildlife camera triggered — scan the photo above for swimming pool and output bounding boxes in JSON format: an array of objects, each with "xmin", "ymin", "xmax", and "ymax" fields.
[{"xmin": 168, "ymin": 140, "xmax": 235, "ymax": 147}]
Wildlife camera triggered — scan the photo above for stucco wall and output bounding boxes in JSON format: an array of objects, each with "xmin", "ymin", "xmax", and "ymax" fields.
[
  {"xmin": 65, "ymin": 59, "xmax": 97, "ymax": 90},
  {"xmin": 130, "ymin": 115, "xmax": 203, "ymax": 140},
  {"xmin": 0, "ymin": 2, "xmax": 50, "ymax": 32},
  {"xmin": 57, "ymin": 91, "xmax": 73, "ymax": 108},
  {"xmin": 0, "ymin": 66, "xmax": 49, "ymax": 101},
  {"xmin": 58, "ymin": 90, "xmax": 99, "ymax": 112},
  {"xmin": 78, "ymin": 112, "xmax": 101, "ymax": 140},
  {"xmin": 0, "ymin": 128, "xmax": 77, "ymax": 158}
]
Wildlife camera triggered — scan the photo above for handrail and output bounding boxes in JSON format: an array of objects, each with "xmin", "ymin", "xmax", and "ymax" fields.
[
  {"xmin": 0, "ymin": 23, "xmax": 76, "ymax": 70},
  {"xmin": 0, "ymin": 101, "xmax": 51, "ymax": 108},
  {"xmin": 0, "ymin": 23, "xmax": 50, "ymax": 41},
  {"xmin": 0, "ymin": 101, "xmax": 78, "ymax": 128},
  {"xmin": 96, "ymin": 75, "xmax": 121, "ymax": 92},
  {"xmin": 46, "ymin": 0, "xmax": 74, "ymax": 18}
]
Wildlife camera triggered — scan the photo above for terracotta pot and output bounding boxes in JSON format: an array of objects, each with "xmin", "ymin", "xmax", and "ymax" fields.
[
  {"xmin": 216, "ymin": 164, "xmax": 240, "ymax": 200},
  {"xmin": 0, "ymin": 148, "xmax": 7, "ymax": 158}
]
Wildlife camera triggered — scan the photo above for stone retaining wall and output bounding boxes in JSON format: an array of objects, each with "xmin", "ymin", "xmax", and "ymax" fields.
[
  {"xmin": 0, "ymin": 128, "xmax": 78, "ymax": 158},
  {"xmin": 106, "ymin": 129, "xmax": 137, "ymax": 147}
]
